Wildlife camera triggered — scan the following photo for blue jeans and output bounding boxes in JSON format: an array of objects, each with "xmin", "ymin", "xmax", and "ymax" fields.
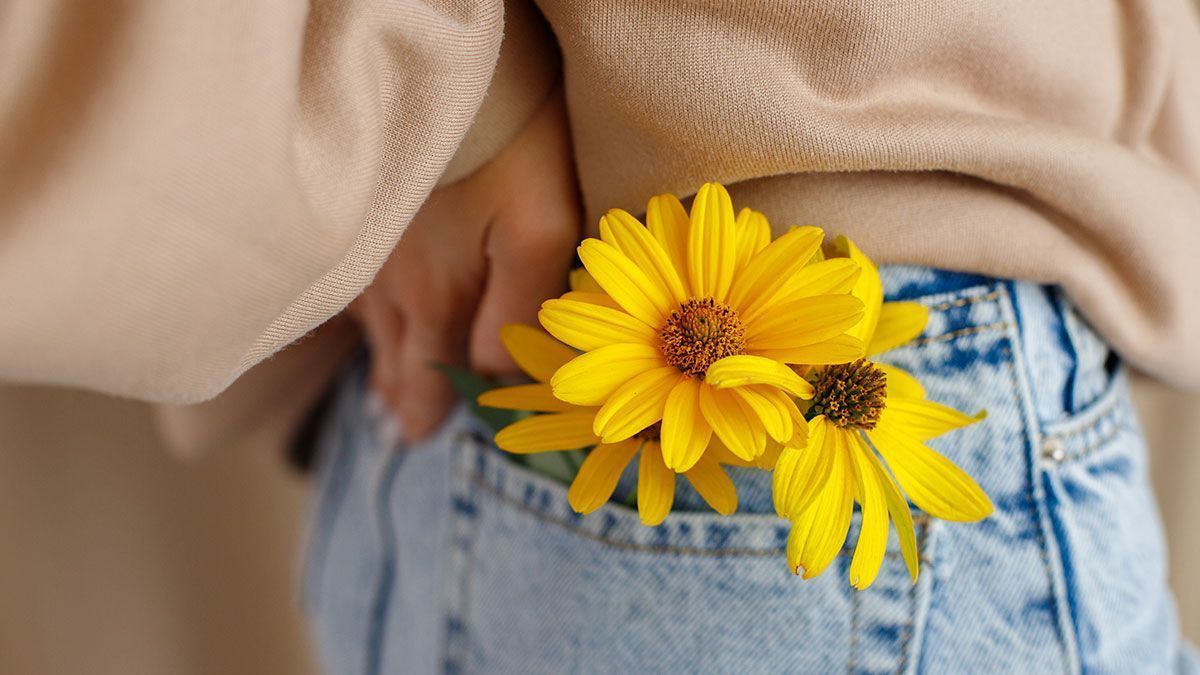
[{"xmin": 303, "ymin": 267, "xmax": 1198, "ymax": 674}]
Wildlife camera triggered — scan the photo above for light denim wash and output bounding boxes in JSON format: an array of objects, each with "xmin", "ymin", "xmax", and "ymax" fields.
[{"xmin": 302, "ymin": 267, "xmax": 1199, "ymax": 674}]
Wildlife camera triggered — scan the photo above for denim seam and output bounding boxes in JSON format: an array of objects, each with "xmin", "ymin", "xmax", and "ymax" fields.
[
  {"xmin": 998, "ymin": 282, "xmax": 1079, "ymax": 675},
  {"xmin": 910, "ymin": 322, "xmax": 1012, "ymax": 347},
  {"xmin": 895, "ymin": 517, "xmax": 928, "ymax": 675},
  {"xmin": 466, "ymin": 467, "xmax": 935, "ymax": 560},
  {"xmin": 925, "ymin": 288, "xmax": 1003, "ymax": 312},
  {"xmin": 848, "ymin": 587, "xmax": 861, "ymax": 674},
  {"xmin": 300, "ymin": 412, "xmax": 354, "ymax": 613},
  {"xmin": 364, "ymin": 450, "xmax": 407, "ymax": 675}
]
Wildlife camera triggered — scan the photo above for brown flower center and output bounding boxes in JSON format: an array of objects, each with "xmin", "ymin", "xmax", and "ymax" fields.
[
  {"xmin": 635, "ymin": 422, "xmax": 662, "ymax": 442},
  {"xmin": 659, "ymin": 298, "xmax": 746, "ymax": 378},
  {"xmin": 810, "ymin": 359, "xmax": 888, "ymax": 429}
]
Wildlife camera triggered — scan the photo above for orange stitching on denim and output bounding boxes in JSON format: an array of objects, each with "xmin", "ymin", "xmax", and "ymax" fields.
[
  {"xmin": 466, "ymin": 469, "xmax": 936, "ymax": 560},
  {"xmin": 912, "ymin": 322, "xmax": 1011, "ymax": 346},
  {"xmin": 927, "ymin": 289, "xmax": 1002, "ymax": 312}
]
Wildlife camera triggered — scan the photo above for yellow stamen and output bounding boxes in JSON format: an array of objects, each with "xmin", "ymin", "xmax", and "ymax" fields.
[
  {"xmin": 659, "ymin": 298, "xmax": 746, "ymax": 378},
  {"xmin": 810, "ymin": 359, "xmax": 887, "ymax": 429}
]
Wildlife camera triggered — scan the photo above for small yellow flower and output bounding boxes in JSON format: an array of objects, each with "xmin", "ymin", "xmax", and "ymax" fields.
[
  {"xmin": 479, "ymin": 325, "xmax": 737, "ymax": 525},
  {"xmin": 774, "ymin": 237, "xmax": 994, "ymax": 589},
  {"xmin": 540, "ymin": 183, "xmax": 865, "ymax": 477}
]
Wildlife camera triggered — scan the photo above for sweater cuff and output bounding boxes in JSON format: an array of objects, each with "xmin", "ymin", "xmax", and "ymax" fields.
[{"xmin": 438, "ymin": 0, "xmax": 560, "ymax": 187}]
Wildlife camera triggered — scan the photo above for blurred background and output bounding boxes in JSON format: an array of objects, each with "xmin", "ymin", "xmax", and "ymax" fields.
[{"xmin": 0, "ymin": 374, "xmax": 1196, "ymax": 674}]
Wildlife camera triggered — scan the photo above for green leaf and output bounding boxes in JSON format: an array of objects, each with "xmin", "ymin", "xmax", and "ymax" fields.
[{"xmin": 432, "ymin": 362, "xmax": 520, "ymax": 434}]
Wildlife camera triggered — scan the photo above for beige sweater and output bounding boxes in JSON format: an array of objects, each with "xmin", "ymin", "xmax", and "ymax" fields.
[{"xmin": 2, "ymin": 0, "xmax": 1199, "ymax": 430}]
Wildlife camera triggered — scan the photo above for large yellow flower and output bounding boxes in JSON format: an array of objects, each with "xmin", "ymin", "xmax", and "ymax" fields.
[
  {"xmin": 773, "ymin": 237, "xmax": 994, "ymax": 589},
  {"xmin": 540, "ymin": 183, "xmax": 866, "ymax": 477},
  {"xmin": 479, "ymin": 325, "xmax": 737, "ymax": 525}
]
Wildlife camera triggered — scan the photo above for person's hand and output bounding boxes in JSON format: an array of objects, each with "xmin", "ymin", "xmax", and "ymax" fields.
[{"xmin": 348, "ymin": 92, "xmax": 581, "ymax": 441}]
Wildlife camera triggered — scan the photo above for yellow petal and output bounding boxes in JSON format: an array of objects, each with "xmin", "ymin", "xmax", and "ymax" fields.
[
  {"xmin": 698, "ymin": 384, "xmax": 766, "ymax": 461},
  {"xmin": 688, "ymin": 182, "xmax": 738, "ymax": 301},
  {"xmin": 593, "ymin": 367, "xmax": 681, "ymax": 442},
  {"xmin": 786, "ymin": 446, "xmax": 853, "ymax": 580},
  {"xmin": 868, "ymin": 302, "xmax": 929, "ymax": 356},
  {"xmin": 768, "ymin": 258, "xmax": 863, "ymax": 310},
  {"xmin": 567, "ymin": 441, "xmax": 640, "ymax": 514},
  {"xmin": 499, "ymin": 324, "xmax": 579, "ymax": 382},
  {"xmin": 494, "ymin": 411, "xmax": 600, "ymax": 453},
  {"xmin": 551, "ymin": 343, "xmax": 664, "ymax": 406},
  {"xmin": 732, "ymin": 385, "xmax": 795, "ymax": 444},
  {"xmin": 751, "ymin": 333, "xmax": 866, "ymax": 365},
  {"xmin": 539, "ymin": 298, "xmax": 657, "ymax": 352},
  {"xmin": 568, "ymin": 267, "xmax": 604, "ymax": 293},
  {"xmin": 744, "ymin": 295, "xmax": 865, "ymax": 349},
  {"xmin": 704, "ymin": 355, "xmax": 815, "ymax": 400},
  {"xmin": 638, "ymin": 444, "xmax": 676, "ymax": 526},
  {"xmin": 601, "ymin": 209, "xmax": 688, "ymax": 305},
  {"xmin": 578, "ymin": 239, "xmax": 673, "ymax": 327},
  {"xmin": 864, "ymin": 444, "xmax": 920, "ymax": 582},
  {"xmin": 828, "ymin": 236, "xmax": 882, "ymax": 347},
  {"xmin": 772, "ymin": 417, "xmax": 835, "ymax": 519},
  {"xmin": 660, "ymin": 377, "xmax": 713, "ymax": 472},
  {"xmin": 882, "ymin": 398, "xmax": 986, "ymax": 440},
  {"xmin": 846, "ymin": 434, "xmax": 889, "ymax": 590},
  {"xmin": 477, "ymin": 383, "xmax": 578, "ymax": 412},
  {"xmin": 876, "ymin": 363, "xmax": 925, "ymax": 399},
  {"xmin": 727, "ymin": 226, "xmax": 824, "ymax": 317},
  {"xmin": 645, "ymin": 193, "xmax": 691, "ymax": 284},
  {"xmin": 734, "ymin": 208, "xmax": 772, "ymax": 271},
  {"xmin": 867, "ymin": 424, "xmax": 993, "ymax": 522},
  {"xmin": 561, "ymin": 290, "xmax": 621, "ymax": 309},
  {"xmin": 684, "ymin": 453, "xmax": 738, "ymax": 515}
]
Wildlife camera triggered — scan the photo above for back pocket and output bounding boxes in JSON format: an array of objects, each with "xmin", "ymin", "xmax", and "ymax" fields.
[
  {"xmin": 1039, "ymin": 369, "xmax": 1180, "ymax": 673},
  {"xmin": 442, "ymin": 433, "xmax": 939, "ymax": 674}
]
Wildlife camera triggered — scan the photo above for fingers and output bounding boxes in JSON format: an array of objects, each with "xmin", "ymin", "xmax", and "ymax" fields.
[{"xmin": 470, "ymin": 209, "xmax": 579, "ymax": 376}]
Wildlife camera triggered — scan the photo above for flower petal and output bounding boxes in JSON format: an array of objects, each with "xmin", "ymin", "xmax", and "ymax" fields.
[
  {"xmin": 660, "ymin": 377, "xmax": 713, "ymax": 472},
  {"xmin": 688, "ymin": 182, "xmax": 738, "ymax": 301},
  {"xmin": 637, "ymin": 444, "xmax": 676, "ymax": 526},
  {"xmin": 567, "ymin": 441, "xmax": 640, "ymax": 514},
  {"xmin": 772, "ymin": 417, "xmax": 836, "ymax": 519},
  {"xmin": 578, "ymin": 239, "xmax": 673, "ymax": 327},
  {"xmin": 868, "ymin": 302, "xmax": 929, "ymax": 356},
  {"xmin": 734, "ymin": 208, "xmax": 772, "ymax": 271},
  {"xmin": 744, "ymin": 295, "xmax": 865, "ymax": 349},
  {"xmin": 539, "ymin": 298, "xmax": 658, "ymax": 352},
  {"xmin": 751, "ymin": 333, "xmax": 866, "ymax": 365},
  {"xmin": 698, "ymin": 384, "xmax": 766, "ymax": 461},
  {"xmin": 477, "ymin": 383, "xmax": 578, "ymax": 412},
  {"xmin": 494, "ymin": 411, "xmax": 600, "ymax": 453},
  {"xmin": 568, "ymin": 267, "xmax": 604, "ymax": 293},
  {"xmin": 601, "ymin": 209, "xmax": 688, "ymax": 305},
  {"xmin": 645, "ymin": 193, "xmax": 691, "ymax": 284},
  {"xmin": 876, "ymin": 363, "xmax": 925, "ymax": 399},
  {"xmin": 864, "ymin": 445, "xmax": 920, "ymax": 582},
  {"xmin": 551, "ymin": 343, "xmax": 664, "ymax": 406},
  {"xmin": 561, "ymin": 291, "xmax": 621, "ymax": 309},
  {"xmin": 846, "ymin": 434, "xmax": 889, "ymax": 590},
  {"xmin": 593, "ymin": 367, "xmax": 681, "ymax": 442},
  {"xmin": 684, "ymin": 452, "xmax": 738, "ymax": 515},
  {"xmin": 787, "ymin": 446, "xmax": 854, "ymax": 580},
  {"xmin": 828, "ymin": 236, "xmax": 882, "ymax": 347},
  {"xmin": 732, "ymin": 385, "xmax": 795, "ymax": 443},
  {"xmin": 867, "ymin": 424, "xmax": 994, "ymax": 522},
  {"xmin": 499, "ymin": 324, "xmax": 579, "ymax": 382},
  {"xmin": 727, "ymin": 225, "xmax": 824, "ymax": 316},
  {"xmin": 768, "ymin": 258, "xmax": 862, "ymax": 309},
  {"xmin": 704, "ymin": 355, "xmax": 815, "ymax": 399},
  {"xmin": 882, "ymin": 397, "xmax": 986, "ymax": 440}
]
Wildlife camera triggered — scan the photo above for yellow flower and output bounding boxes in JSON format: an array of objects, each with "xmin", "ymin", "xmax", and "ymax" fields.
[
  {"xmin": 479, "ymin": 324, "xmax": 738, "ymax": 525},
  {"xmin": 540, "ymin": 182, "xmax": 866, "ymax": 477},
  {"xmin": 774, "ymin": 236, "xmax": 994, "ymax": 589}
]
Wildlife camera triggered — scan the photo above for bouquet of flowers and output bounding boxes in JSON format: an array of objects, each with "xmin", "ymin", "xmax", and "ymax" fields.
[{"xmin": 469, "ymin": 182, "xmax": 991, "ymax": 590}]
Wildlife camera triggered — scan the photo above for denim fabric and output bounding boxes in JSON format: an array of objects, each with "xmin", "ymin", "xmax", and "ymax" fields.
[{"xmin": 303, "ymin": 268, "xmax": 1198, "ymax": 674}]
